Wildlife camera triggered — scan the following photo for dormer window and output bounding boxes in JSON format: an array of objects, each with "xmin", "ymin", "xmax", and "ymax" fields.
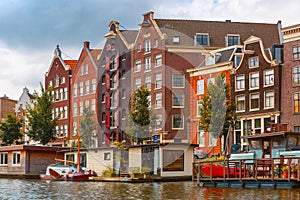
[
  {"xmin": 249, "ymin": 57, "xmax": 259, "ymax": 68},
  {"xmin": 206, "ymin": 55, "xmax": 215, "ymax": 65},
  {"xmin": 195, "ymin": 34, "xmax": 209, "ymax": 46},
  {"xmin": 173, "ymin": 36, "xmax": 180, "ymax": 44},
  {"xmin": 227, "ymin": 35, "xmax": 240, "ymax": 46}
]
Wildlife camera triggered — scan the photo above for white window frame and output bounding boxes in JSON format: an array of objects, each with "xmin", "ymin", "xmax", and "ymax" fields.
[
  {"xmin": 145, "ymin": 75, "xmax": 151, "ymax": 90},
  {"xmin": 195, "ymin": 33, "xmax": 210, "ymax": 46},
  {"xmin": 249, "ymin": 57, "xmax": 259, "ymax": 68},
  {"xmin": 155, "ymin": 93, "xmax": 162, "ymax": 109},
  {"xmin": 155, "ymin": 73, "xmax": 162, "ymax": 89},
  {"xmin": 250, "ymin": 93, "xmax": 260, "ymax": 111},
  {"xmin": 227, "ymin": 34, "xmax": 240, "ymax": 46},
  {"xmin": 249, "ymin": 72, "xmax": 259, "ymax": 89},
  {"xmin": 172, "ymin": 115, "xmax": 184, "ymax": 130},
  {"xmin": 134, "ymin": 60, "xmax": 141, "ymax": 72},
  {"xmin": 264, "ymin": 69, "xmax": 274, "ymax": 87},
  {"xmin": 265, "ymin": 90, "xmax": 274, "ymax": 109},
  {"xmin": 172, "ymin": 74, "xmax": 184, "ymax": 88},
  {"xmin": 235, "ymin": 75, "xmax": 245, "ymax": 91},
  {"xmin": 173, "ymin": 94, "xmax": 184, "ymax": 108},
  {"xmin": 135, "ymin": 77, "xmax": 142, "ymax": 90},
  {"xmin": 236, "ymin": 95, "xmax": 245, "ymax": 112},
  {"xmin": 144, "ymin": 40, "xmax": 151, "ymax": 53},
  {"xmin": 173, "ymin": 36, "xmax": 180, "ymax": 44},
  {"xmin": 144, "ymin": 57, "xmax": 151, "ymax": 72},
  {"xmin": 155, "ymin": 54, "xmax": 162, "ymax": 67},
  {"xmin": 12, "ymin": 151, "xmax": 21, "ymax": 166},
  {"xmin": 197, "ymin": 80, "xmax": 204, "ymax": 94}
]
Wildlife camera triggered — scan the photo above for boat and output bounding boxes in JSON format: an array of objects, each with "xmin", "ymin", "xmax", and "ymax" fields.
[
  {"xmin": 201, "ymin": 164, "xmax": 248, "ymax": 178},
  {"xmin": 48, "ymin": 167, "xmax": 97, "ymax": 181},
  {"xmin": 40, "ymin": 162, "xmax": 77, "ymax": 180}
]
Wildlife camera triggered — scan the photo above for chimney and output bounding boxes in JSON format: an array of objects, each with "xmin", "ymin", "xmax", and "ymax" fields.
[
  {"xmin": 84, "ymin": 41, "xmax": 90, "ymax": 49},
  {"xmin": 225, "ymin": 19, "xmax": 231, "ymax": 23},
  {"xmin": 54, "ymin": 45, "xmax": 62, "ymax": 57},
  {"xmin": 139, "ymin": 11, "xmax": 154, "ymax": 27}
]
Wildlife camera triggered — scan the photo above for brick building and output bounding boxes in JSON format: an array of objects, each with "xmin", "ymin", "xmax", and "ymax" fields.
[
  {"xmin": 0, "ymin": 95, "xmax": 17, "ymax": 121},
  {"xmin": 70, "ymin": 41, "xmax": 101, "ymax": 147},
  {"xmin": 45, "ymin": 46, "xmax": 77, "ymax": 146},
  {"xmin": 281, "ymin": 24, "xmax": 300, "ymax": 131}
]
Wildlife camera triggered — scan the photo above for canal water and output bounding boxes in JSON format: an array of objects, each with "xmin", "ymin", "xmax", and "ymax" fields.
[{"xmin": 0, "ymin": 179, "xmax": 300, "ymax": 200}]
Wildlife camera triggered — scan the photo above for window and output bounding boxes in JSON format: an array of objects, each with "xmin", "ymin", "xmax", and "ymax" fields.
[
  {"xmin": 0, "ymin": 152, "xmax": 8, "ymax": 165},
  {"xmin": 264, "ymin": 70, "xmax": 274, "ymax": 86},
  {"xmin": 64, "ymin": 88, "xmax": 68, "ymax": 100},
  {"xmin": 59, "ymin": 88, "xmax": 63, "ymax": 100},
  {"xmin": 91, "ymin": 79, "xmax": 96, "ymax": 93},
  {"xmin": 73, "ymin": 122, "xmax": 77, "ymax": 135},
  {"xmin": 110, "ymin": 93, "xmax": 117, "ymax": 108},
  {"xmin": 144, "ymin": 57, "xmax": 151, "ymax": 71},
  {"xmin": 147, "ymin": 95, "xmax": 151, "ymax": 108},
  {"xmin": 236, "ymin": 95, "xmax": 245, "ymax": 112},
  {"xmin": 294, "ymin": 126, "xmax": 300, "ymax": 132},
  {"xmin": 294, "ymin": 93, "xmax": 300, "ymax": 113},
  {"xmin": 64, "ymin": 106, "xmax": 68, "ymax": 119},
  {"xmin": 101, "ymin": 75, "xmax": 105, "ymax": 84},
  {"xmin": 121, "ymin": 69, "xmax": 126, "ymax": 79},
  {"xmin": 207, "ymin": 77, "xmax": 215, "ymax": 85},
  {"xmin": 104, "ymin": 153, "xmax": 111, "ymax": 161},
  {"xmin": 209, "ymin": 134, "xmax": 217, "ymax": 146},
  {"xmin": 198, "ymin": 127, "xmax": 205, "ymax": 147},
  {"xmin": 137, "ymin": 44, "xmax": 141, "ymax": 52},
  {"xmin": 91, "ymin": 99, "xmax": 96, "ymax": 114},
  {"xmin": 110, "ymin": 74, "xmax": 117, "ymax": 89},
  {"xmin": 293, "ymin": 46, "xmax": 300, "ymax": 60},
  {"xmin": 49, "ymin": 80, "xmax": 53, "ymax": 87},
  {"xmin": 293, "ymin": 66, "xmax": 300, "ymax": 85},
  {"xmin": 173, "ymin": 36, "xmax": 180, "ymax": 44},
  {"xmin": 172, "ymin": 115, "xmax": 184, "ymax": 129},
  {"xmin": 134, "ymin": 60, "xmax": 141, "ymax": 72},
  {"xmin": 195, "ymin": 34, "xmax": 209, "ymax": 46},
  {"xmin": 155, "ymin": 73, "xmax": 162, "ymax": 89},
  {"xmin": 155, "ymin": 54, "xmax": 162, "ymax": 67},
  {"xmin": 265, "ymin": 91, "xmax": 274, "ymax": 108},
  {"xmin": 154, "ymin": 39, "xmax": 158, "ymax": 47},
  {"xmin": 227, "ymin": 35, "xmax": 240, "ymax": 46},
  {"xmin": 249, "ymin": 57, "xmax": 259, "ymax": 67},
  {"xmin": 12, "ymin": 152, "xmax": 21, "ymax": 165},
  {"xmin": 235, "ymin": 55, "xmax": 241, "ymax": 68},
  {"xmin": 254, "ymin": 118, "xmax": 261, "ymax": 133},
  {"xmin": 145, "ymin": 75, "xmax": 151, "ymax": 90},
  {"xmin": 85, "ymin": 80, "xmax": 90, "ymax": 95},
  {"xmin": 163, "ymin": 150, "xmax": 184, "ymax": 171},
  {"xmin": 250, "ymin": 93, "xmax": 259, "ymax": 110},
  {"xmin": 102, "ymin": 112, "xmax": 105, "ymax": 122},
  {"xmin": 122, "ymin": 89, "xmax": 126, "ymax": 99},
  {"xmin": 173, "ymin": 74, "xmax": 184, "ymax": 88},
  {"xmin": 236, "ymin": 75, "xmax": 245, "ymax": 90},
  {"xmin": 144, "ymin": 40, "xmax": 151, "ymax": 53},
  {"xmin": 197, "ymin": 80, "xmax": 204, "ymax": 94},
  {"xmin": 250, "ymin": 72, "xmax": 259, "ymax": 89},
  {"xmin": 79, "ymin": 101, "xmax": 83, "ymax": 115},
  {"xmin": 135, "ymin": 77, "xmax": 142, "ymax": 89},
  {"xmin": 110, "ymin": 56, "xmax": 116, "ymax": 70},
  {"xmin": 155, "ymin": 114, "xmax": 163, "ymax": 130},
  {"xmin": 173, "ymin": 94, "xmax": 184, "ymax": 107},
  {"xmin": 79, "ymin": 81, "xmax": 84, "ymax": 96},
  {"xmin": 155, "ymin": 93, "xmax": 162, "ymax": 108},
  {"xmin": 61, "ymin": 77, "xmax": 65, "ymax": 84},
  {"xmin": 85, "ymin": 64, "xmax": 88, "ymax": 75},
  {"xmin": 122, "ymin": 109, "xmax": 126, "ymax": 120},
  {"xmin": 101, "ymin": 93, "xmax": 105, "ymax": 103},
  {"xmin": 80, "ymin": 66, "xmax": 85, "ymax": 76},
  {"xmin": 110, "ymin": 112, "xmax": 116, "ymax": 127},
  {"xmin": 73, "ymin": 102, "xmax": 77, "ymax": 116},
  {"xmin": 55, "ymin": 75, "xmax": 59, "ymax": 87},
  {"xmin": 196, "ymin": 100, "xmax": 202, "ymax": 117}
]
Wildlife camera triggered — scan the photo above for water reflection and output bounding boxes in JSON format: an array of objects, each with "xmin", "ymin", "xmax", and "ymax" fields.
[{"xmin": 0, "ymin": 179, "xmax": 300, "ymax": 200}]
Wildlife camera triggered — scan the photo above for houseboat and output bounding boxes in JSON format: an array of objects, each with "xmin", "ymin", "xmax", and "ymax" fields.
[{"xmin": 193, "ymin": 123, "xmax": 300, "ymax": 188}]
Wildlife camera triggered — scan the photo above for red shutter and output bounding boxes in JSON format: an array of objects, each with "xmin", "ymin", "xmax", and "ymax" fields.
[
  {"xmin": 116, "ymin": 90, "xmax": 119, "ymax": 107},
  {"xmin": 116, "ymin": 70, "xmax": 120, "ymax": 88},
  {"xmin": 105, "ymin": 92, "xmax": 110, "ymax": 108},
  {"xmin": 105, "ymin": 112, "xmax": 110, "ymax": 128},
  {"xmin": 105, "ymin": 132, "xmax": 110, "ymax": 146},
  {"xmin": 115, "ymin": 110, "xmax": 119, "ymax": 127},
  {"xmin": 105, "ymin": 74, "xmax": 110, "ymax": 90},
  {"xmin": 105, "ymin": 57, "xmax": 110, "ymax": 71},
  {"xmin": 115, "ymin": 53, "xmax": 119, "ymax": 69}
]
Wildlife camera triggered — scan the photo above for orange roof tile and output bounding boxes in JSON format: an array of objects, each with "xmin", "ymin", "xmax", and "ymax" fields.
[{"xmin": 64, "ymin": 60, "xmax": 77, "ymax": 71}]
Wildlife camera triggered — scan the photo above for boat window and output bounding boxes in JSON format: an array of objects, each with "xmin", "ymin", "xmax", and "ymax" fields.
[
  {"xmin": 250, "ymin": 140, "xmax": 261, "ymax": 149},
  {"xmin": 273, "ymin": 138, "xmax": 284, "ymax": 148}
]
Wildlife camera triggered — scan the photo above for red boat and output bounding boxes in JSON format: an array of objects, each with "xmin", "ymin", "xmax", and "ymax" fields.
[
  {"xmin": 202, "ymin": 164, "xmax": 248, "ymax": 178},
  {"xmin": 49, "ymin": 168, "xmax": 97, "ymax": 181}
]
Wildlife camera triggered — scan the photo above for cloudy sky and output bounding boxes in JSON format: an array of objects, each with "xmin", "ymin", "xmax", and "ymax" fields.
[{"xmin": 0, "ymin": 0, "xmax": 299, "ymax": 100}]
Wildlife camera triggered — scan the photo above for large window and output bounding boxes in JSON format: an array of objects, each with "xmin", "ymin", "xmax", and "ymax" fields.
[
  {"xmin": 144, "ymin": 57, "xmax": 151, "ymax": 71},
  {"xmin": 250, "ymin": 72, "xmax": 259, "ymax": 89},
  {"xmin": 235, "ymin": 75, "xmax": 245, "ymax": 90},
  {"xmin": 73, "ymin": 84, "xmax": 78, "ymax": 97},
  {"xmin": 79, "ymin": 81, "xmax": 84, "ymax": 96},
  {"xmin": 264, "ymin": 70, "xmax": 274, "ymax": 86},
  {"xmin": 265, "ymin": 91, "xmax": 274, "ymax": 108},
  {"xmin": 250, "ymin": 93, "xmax": 259, "ymax": 110},
  {"xmin": 0, "ymin": 152, "xmax": 8, "ymax": 165},
  {"xmin": 227, "ymin": 35, "xmax": 240, "ymax": 46},
  {"xmin": 173, "ymin": 94, "xmax": 184, "ymax": 107},
  {"xmin": 196, "ymin": 100, "xmax": 202, "ymax": 117},
  {"xmin": 249, "ymin": 57, "xmax": 259, "ymax": 68},
  {"xmin": 85, "ymin": 80, "xmax": 90, "ymax": 95},
  {"xmin": 293, "ymin": 66, "xmax": 300, "ymax": 85},
  {"xmin": 144, "ymin": 40, "xmax": 151, "ymax": 53},
  {"xmin": 155, "ymin": 73, "xmax": 162, "ymax": 89},
  {"xmin": 73, "ymin": 102, "xmax": 78, "ymax": 116},
  {"xmin": 197, "ymin": 80, "xmax": 204, "ymax": 94},
  {"xmin": 55, "ymin": 75, "xmax": 59, "ymax": 87},
  {"xmin": 293, "ymin": 46, "xmax": 300, "ymax": 60},
  {"xmin": 155, "ymin": 93, "xmax": 162, "ymax": 108},
  {"xmin": 163, "ymin": 150, "xmax": 184, "ymax": 171},
  {"xmin": 236, "ymin": 95, "xmax": 245, "ymax": 112},
  {"xmin": 145, "ymin": 75, "xmax": 151, "ymax": 90},
  {"xmin": 134, "ymin": 60, "xmax": 141, "ymax": 72},
  {"xmin": 12, "ymin": 152, "xmax": 21, "ymax": 165},
  {"xmin": 135, "ymin": 77, "xmax": 141, "ymax": 90},
  {"xmin": 173, "ymin": 74, "xmax": 184, "ymax": 88},
  {"xmin": 172, "ymin": 115, "xmax": 184, "ymax": 129},
  {"xmin": 195, "ymin": 34, "xmax": 209, "ymax": 46},
  {"xmin": 155, "ymin": 54, "xmax": 162, "ymax": 67},
  {"xmin": 294, "ymin": 93, "xmax": 300, "ymax": 113}
]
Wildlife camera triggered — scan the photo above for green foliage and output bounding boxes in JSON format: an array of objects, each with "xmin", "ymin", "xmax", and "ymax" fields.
[
  {"xmin": 126, "ymin": 86, "xmax": 156, "ymax": 144},
  {"xmin": 101, "ymin": 165, "xmax": 117, "ymax": 177},
  {"xmin": 0, "ymin": 114, "xmax": 23, "ymax": 146},
  {"xmin": 199, "ymin": 95, "xmax": 211, "ymax": 132},
  {"xmin": 26, "ymin": 83, "xmax": 58, "ymax": 145},
  {"xmin": 80, "ymin": 107, "xmax": 96, "ymax": 148}
]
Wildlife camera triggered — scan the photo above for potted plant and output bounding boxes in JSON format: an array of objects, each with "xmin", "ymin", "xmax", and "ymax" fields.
[{"xmin": 282, "ymin": 165, "xmax": 289, "ymax": 178}]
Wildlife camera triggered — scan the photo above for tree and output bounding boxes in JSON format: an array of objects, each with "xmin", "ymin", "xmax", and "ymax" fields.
[
  {"xmin": 126, "ymin": 86, "xmax": 155, "ymax": 144},
  {"xmin": 26, "ymin": 83, "xmax": 58, "ymax": 145},
  {"xmin": 0, "ymin": 114, "xmax": 23, "ymax": 146},
  {"xmin": 199, "ymin": 73, "xmax": 236, "ymax": 139},
  {"xmin": 80, "ymin": 107, "xmax": 96, "ymax": 147}
]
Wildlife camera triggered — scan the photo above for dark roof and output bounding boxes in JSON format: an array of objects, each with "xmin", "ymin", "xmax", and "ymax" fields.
[
  {"xmin": 216, "ymin": 48, "xmax": 236, "ymax": 63},
  {"xmin": 120, "ymin": 30, "xmax": 139, "ymax": 44},
  {"xmin": 90, "ymin": 49, "xmax": 102, "ymax": 63},
  {"xmin": 155, "ymin": 19, "xmax": 280, "ymax": 48}
]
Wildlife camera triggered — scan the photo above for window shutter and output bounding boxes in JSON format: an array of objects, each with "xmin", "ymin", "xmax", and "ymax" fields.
[
  {"xmin": 105, "ymin": 112, "xmax": 110, "ymax": 128},
  {"xmin": 104, "ymin": 132, "xmax": 110, "ymax": 146},
  {"xmin": 105, "ymin": 92, "xmax": 110, "ymax": 108},
  {"xmin": 105, "ymin": 74, "xmax": 110, "ymax": 90},
  {"xmin": 105, "ymin": 57, "xmax": 110, "ymax": 70}
]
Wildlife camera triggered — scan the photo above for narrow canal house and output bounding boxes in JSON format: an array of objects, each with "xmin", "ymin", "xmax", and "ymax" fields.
[
  {"xmin": 281, "ymin": 24, "xmax": 300, "ymax": 131},
  {"xmin": 97, "ymin": 21, "xmax": 138, "ymax": 146},
  {"xmin": 69, "ymin": 41, "xmax": 101, "ymax": 147},
  {"xmin": 45, "ymin": 46, "xmax": 77, "ymax": 146},
  {"xmin": 230, "ymin": 36, "xmax": 283, "ymax": 152}
]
